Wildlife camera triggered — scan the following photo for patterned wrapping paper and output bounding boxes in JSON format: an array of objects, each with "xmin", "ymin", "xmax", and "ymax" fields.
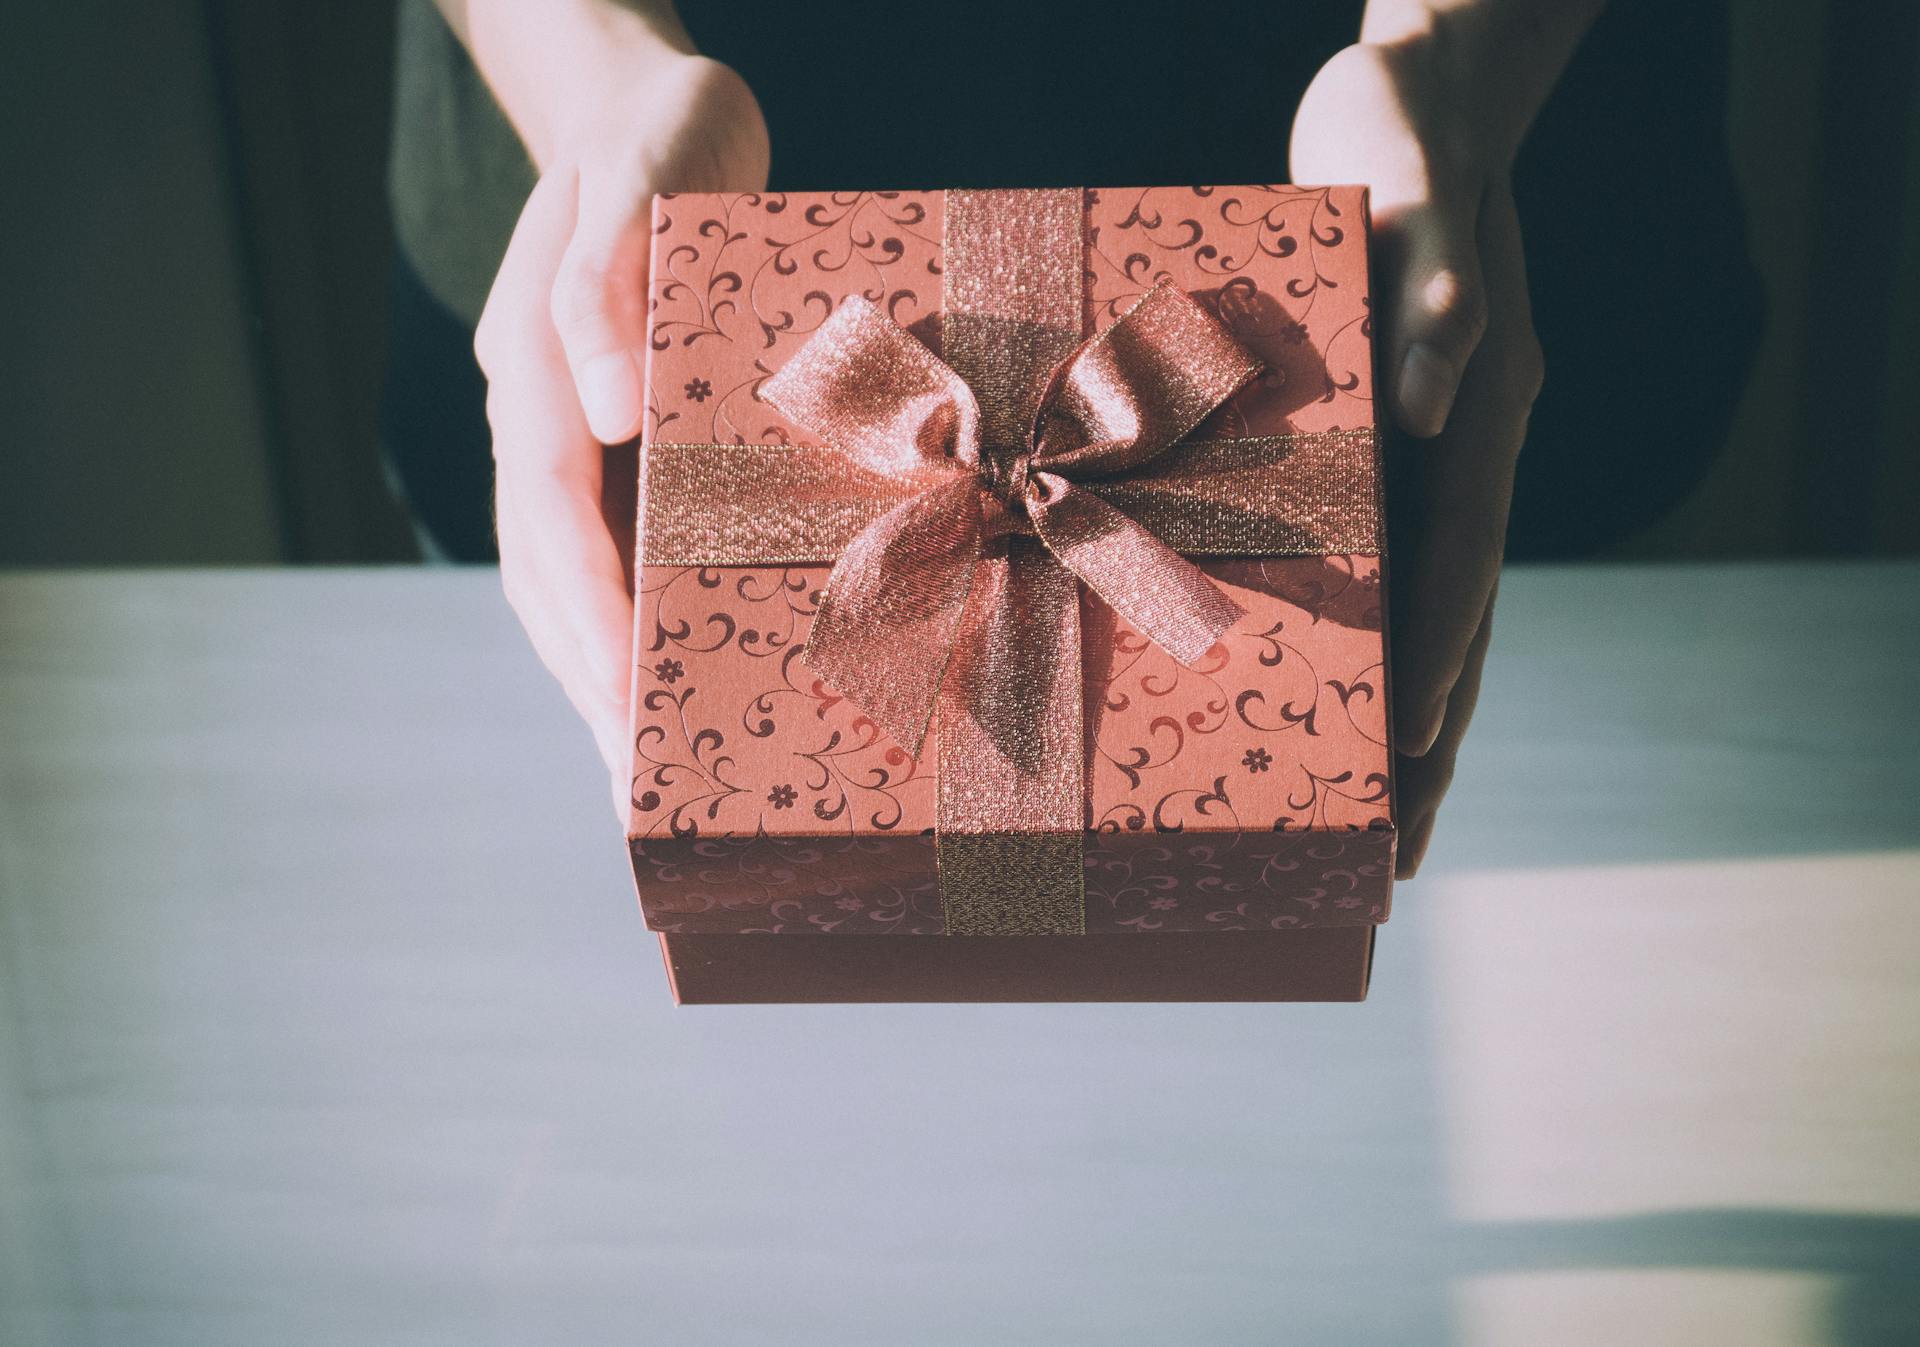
[{"xmin": 628, "ymin": 186, "xmax": 1394, "ymax": 936}]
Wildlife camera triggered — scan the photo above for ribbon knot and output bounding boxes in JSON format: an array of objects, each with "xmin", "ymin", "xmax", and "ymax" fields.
[
  {"xmin": 763, "ymin": 279, "xmax": 1264, "ymax": 762},
  {"xmin": 977, "ymin": 452, "xmax": 1034, "ymax": 540}
]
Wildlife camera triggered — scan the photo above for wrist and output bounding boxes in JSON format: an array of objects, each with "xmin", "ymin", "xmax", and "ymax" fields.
[
  {"xmin": 465, "ymin": 0, "xmax": 699, "ymax": 168},
  {"xmin": 1360, "ymin": 1, "xmax": 1604, "ymax": 171},
  {"xmin": 1371, "ymin": 29, "xmax": 1520, "ymax": 178},
  {"xmin": 542, "ymin": 49, "xmax": 738, "ymax": 165},
  {"xmin": 544, "ymin": 53, "xmax": 770, "ymax": 203}
]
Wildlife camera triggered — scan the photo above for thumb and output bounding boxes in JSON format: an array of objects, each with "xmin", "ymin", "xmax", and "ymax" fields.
[
  {"xmin": 550, "ymin": 167, "xmax": 653, "ymax": 444},
  {"xmin": 1380, "ymin": 195, "xmax": 1489, "ymax": 439}
]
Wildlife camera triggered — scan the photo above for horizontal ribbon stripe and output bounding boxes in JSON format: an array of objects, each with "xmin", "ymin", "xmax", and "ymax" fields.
[
  {"xmin": 931, "ymin": 189, "xmax": 1090, "ymax": 934},
  {"xmin": 641, "ymin": 429, "xmax": 1380, "ymax": 566}
]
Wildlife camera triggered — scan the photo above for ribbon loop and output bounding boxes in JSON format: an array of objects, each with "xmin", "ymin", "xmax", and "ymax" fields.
[
  {"xmin": 1032, "ymin": 281, "xmax": 1264, "ymax": 476},
  {"xmin": 764, "ymin": 296, "xmax": 982, "ymax": 477}
]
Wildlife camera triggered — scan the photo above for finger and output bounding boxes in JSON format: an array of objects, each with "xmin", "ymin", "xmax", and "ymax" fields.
[
  {"xmin": 480, "ymin": 169, "xmax": 639, "ymax": 800},
  {"xmin": 1376, "ymin": 196, "xmax": 1490, "ymax": 439},
  {"xmin": 482, "ymin": 168, "xmax": 630, "ymax": 668},
  {"xmin": 476, "ymin": 169, "xmax": 578, "ymax": 413},
  {"xmin": 498, "ymin": 480, "xmax": 634, "ymax": 826},
  {"xmin": 1391, "ymin": 186, "xmax": 1540, "ymax": 754},
  {"xmin": 609, "ymin": 766, "xmax": 633, "ymax": 828},
  {"xmin": 496, "ymin": 468, "xmax": 635, "ymax": 764},
  {"xmin": 551, "ymin": 167, "xmax": 653, "ymax": 444},
  {"xmin": 1395, "ymin": 590, "xmax": 1495, "ymax": 878}
]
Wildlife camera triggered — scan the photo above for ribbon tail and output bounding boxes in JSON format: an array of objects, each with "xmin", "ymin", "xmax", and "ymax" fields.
[
  {"xmin": 935, "ymin": 539, "xmax": 1086, "ymax": 936},
  {"xmin": 1028, "ymin": 475, "xmax": 1243, "ymax": 666},
  {"xmin": 801, "ymin": 475, "xmax": 981, "ymax": 758}
]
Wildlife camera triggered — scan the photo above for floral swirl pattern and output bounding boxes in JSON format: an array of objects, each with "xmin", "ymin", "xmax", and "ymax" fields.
[
  {"xmin": 1086, "ymin": 185, "xmax": 1375, "ymax": 438},
  {"xmin": 634, "ymin": 564, "xmax": 933, "ymax": 845},
  {"xmin": 633, "ymin": 187, "xmax": 1391, "ymax": 935},
  {"xmin": 648, "ymin": 192, "xmax": 944, "ymax": 447}
]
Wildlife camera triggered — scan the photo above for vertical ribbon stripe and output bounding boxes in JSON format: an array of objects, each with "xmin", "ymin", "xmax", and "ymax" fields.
[
  {"xmin": 936, "ymin": 190, "xmax": 1090, "ymax": 935},
  {"xmin": 944, "ymin": 189, "xmax": 1087, "ymax": 467},
  {"xmin": 934, "ymin": 543, "xmax": 1088, "ymax": 936}
]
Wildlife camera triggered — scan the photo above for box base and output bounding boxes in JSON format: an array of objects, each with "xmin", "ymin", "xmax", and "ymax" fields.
[{"xmin": 658, "ymin": 927, "xmax": 1375, "ymax": 1005}]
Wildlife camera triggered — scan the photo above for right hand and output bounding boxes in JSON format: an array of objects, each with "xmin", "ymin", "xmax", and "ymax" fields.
[
  {"xmin": 474, "ymin": 54, "xmax": 768, "ymax": 819},
  {"xmin": 1291, "ymin": 40, "xmax": 1546, "ymax": 877}
]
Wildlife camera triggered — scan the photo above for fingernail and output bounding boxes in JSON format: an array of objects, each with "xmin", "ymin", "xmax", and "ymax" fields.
[
  {"xmin": 1397, "ymin": 690, "xmax": 1446, "ymax": 757},
  {"xmin": 1397, "ymin": 344, "xmax": 1457, "ymax": 438},
  {"xmin": 1396, "ymin": 811, "xmax": 1437, "ymax": 879},
  {"xmin": 580, "ymin": 351, "xmax": 644, "ymax": 443}
]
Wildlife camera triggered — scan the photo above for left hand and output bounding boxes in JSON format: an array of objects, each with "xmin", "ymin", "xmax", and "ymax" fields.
[
  {"xmin": 474, "ymin": 54, "xmax": 769, "ymax": 822},
  {"xmin": 1290, "ymin": 39, "xmax": 1546, "ymax": 877}
]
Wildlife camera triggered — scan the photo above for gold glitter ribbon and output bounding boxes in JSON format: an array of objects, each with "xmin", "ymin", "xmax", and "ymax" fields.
[
  {"xmin": 643, "ymin": 430, "xmax": 1382, "ymax": 565},
  {"xmin": 642, "ymin": 189, "xmax": 1379, "ymax": 934}
]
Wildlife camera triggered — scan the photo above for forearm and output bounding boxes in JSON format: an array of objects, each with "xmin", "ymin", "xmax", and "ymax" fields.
[
  {"xmin": 431, "ymin": 0, "xmax": 698, "ymax": 167},
  {"xmin": 1360, "ymin": 0, "xmax": 1607, "ymax": 166}
]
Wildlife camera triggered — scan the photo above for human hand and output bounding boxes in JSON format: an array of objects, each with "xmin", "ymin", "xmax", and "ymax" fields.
[
  {"xmin": 1291, "ymin": 39, "xmax": 1546, "ymax": 877},
  {"xmin": 475, "ymin": 53, "xmax": 768, "ymax": 819}
]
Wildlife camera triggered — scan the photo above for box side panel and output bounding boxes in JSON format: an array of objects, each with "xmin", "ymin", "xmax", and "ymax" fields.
[
  {"xmin": 661, "ymin": 927, "xmax": 1375, "ymax": 1004},
  {"xmin": 1082, "ymin": 823, "xmax": 1393, "ymax": 933},
  {"xmin": 633, "ymin": 824, "xmax": 1392, "ymax": 937},
  {"xmin": 633, "ymin": 832, "xmax": 944, "ymax": 935}
]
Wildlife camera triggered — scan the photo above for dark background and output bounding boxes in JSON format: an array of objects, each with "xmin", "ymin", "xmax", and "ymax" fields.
[{"xmin": 1, "ymin": 1, "xmax": 1915, "ymax": 566}]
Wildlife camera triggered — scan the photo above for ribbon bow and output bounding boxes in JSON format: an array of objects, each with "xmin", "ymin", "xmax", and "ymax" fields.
[{"xmin": 764, "ymin": 280, "xmax": 1263, "ymax": 761}]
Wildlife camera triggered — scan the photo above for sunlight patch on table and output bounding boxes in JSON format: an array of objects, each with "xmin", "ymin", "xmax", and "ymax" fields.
[
  {"xmin": 1452, "ymin": 1269, "xmax": 1836, "ymax": 1347},
  {"xmin": 1428, "ymin": 852, "xmax": 1920, "ymax": 1219}
]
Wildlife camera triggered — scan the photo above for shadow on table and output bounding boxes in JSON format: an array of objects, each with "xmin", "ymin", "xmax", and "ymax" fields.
[
  {"xmin": 1430, "ymin": 563, "xmax": 1920, "ymax": 874},
  {"xmin": 1456, "ymin": 1208, "xmax": 1920, "ymax": 1346}
]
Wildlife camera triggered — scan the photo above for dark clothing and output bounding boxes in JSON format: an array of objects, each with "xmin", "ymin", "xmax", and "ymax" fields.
[
  {"xmin": 382, "ymin": 0, "xmax": 1762, "ymax": 562},
  {"xmin": 381, "ymin": 249, "xmax": 498, "ymax": 562}
]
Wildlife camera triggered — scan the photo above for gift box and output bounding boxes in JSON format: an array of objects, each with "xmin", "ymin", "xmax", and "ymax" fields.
[{"xmin": 627, "ymin": 186, "xmax": 1394, "ymax": 1003}]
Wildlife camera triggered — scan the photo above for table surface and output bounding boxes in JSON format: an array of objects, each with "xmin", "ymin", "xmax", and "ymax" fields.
[{"xmin": 2, "ymin": 562, "xmax": 1917, "ymax": 1347}]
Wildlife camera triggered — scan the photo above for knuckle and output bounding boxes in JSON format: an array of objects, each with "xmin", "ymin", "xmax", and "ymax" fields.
[
  {"xmin": 1490, "ymin": 335, "xmax": 1547, "ymax": 416},
  {"xmin": 472, "ymin": 311, "xmax": 503, "ymax": 378},
  {"xmin": 1442, "ymin": 505, "xmax": 1511, "ymax": 564},
  {"xmin": 1514, "ymin": 338, "xmax": 1547, "ymax": 404},
  {"xmin": 499, "ymin": 562, "xmax": 527, "ymax": 615},
  {"xmin": 481, "ymin": 386, "xmax": 514, "ymax": 454},
  {"xmin": 549, "ymin": 255, "xmax": 613, "ymax": 340},
  {"xmin": 495, "ymin": 448, "xmax": 580, "ymax": 493},
  {"xmin": 1420, "ymin": 266, "xmax": 1489, "ymax": 351},
  {"xmin": 586, "ymin": 664, "xmax": 632, "ymax": 720},
  {"xmin": 1467, "ymin": 507, "xmax": 1512, "ymax": 560},
  {"xmin": 556, "ymin": 660, "xmax": 624, "ymax": 735}
]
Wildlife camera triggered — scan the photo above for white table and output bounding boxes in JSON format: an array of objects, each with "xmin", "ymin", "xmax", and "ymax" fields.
[{"xmin": 3, "ymin": 564, "xmax": 1917, "ymax": 1346}]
